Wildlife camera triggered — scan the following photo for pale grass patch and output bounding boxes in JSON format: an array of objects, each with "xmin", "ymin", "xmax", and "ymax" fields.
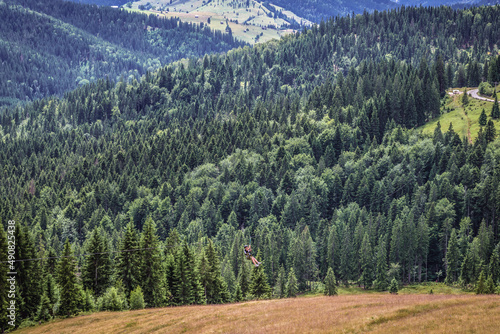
[{"xmin": 15, "ymin": 294, "xmax": 500, "ymax": 334}]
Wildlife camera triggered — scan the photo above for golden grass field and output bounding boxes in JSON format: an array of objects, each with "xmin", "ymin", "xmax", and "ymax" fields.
[{"xmin": 15, "ymin": 293, "xmax": 500, "ymax": 334}]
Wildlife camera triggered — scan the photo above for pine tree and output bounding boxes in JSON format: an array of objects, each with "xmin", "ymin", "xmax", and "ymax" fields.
[
  {"xmin": 485, "ymin": 120, "xmax": 497, "ymax": 143},
  {"xmin": 237, "ymin": 259, "xmax": 250, "ymax": 298},
  {"xmin": 462, "ymin": 88, "xmax": 469, "ymax": 105},
  {"xmin": 476, "ymin": 270, "xmax": 487, "ymax": 294},
  {"xmin": 201, "ymin": 240, "xmax": 230, "ymax": 304},
  {"xmin": 57, "ymin": 239, "xmax": 81, "ymax": 316},
  {"xmin": 116, "ymin": 222, "xmax": 140, "ymax": 297},
  {"xmin": 389, "ymin": 278, "xmax": 399, "ymax": 294},
  {"xmin": 249, "ymin": 253, "xmax": 271, "ymax": 299},
  {"xmin": 286, "ymin": 267, "xmax": 299, "ymax": 298},
  {"xmin": 173, "ymin": 242, "xmax": 204, "ymax": 305},
  {"xmin": 324, "ymin": 267, "xmax": 338, "ymax": 296},
  {"xmin": 15, "ymin": 223, "xmax": 41, "ymax": 320},
  {"xmin": 139, "ymin": 217, "xmax": 167, "ymax": 307},
  {"xmin": 491, "ymin": 93, "xmax": 500, "ymax": 119},
  {"xmin": 81, "ymin": 227, "xmax": 111, "ymax": 296},
  {"xmin": 359, "ymin": 233, "xmax": 374, "ymax": 289},
  {"xmin": 129, "ymin": 286, "xmax": 145, "ymax": 310},
  {"xmin": 445, "ymin": 229, "xmax": 461, "ymax": 284},
  {"xmin": 274, "ymin": 265, "xmax": 287, "ymax": 298},
  {"xmin": 489, "ymin": 243, "xmax": 500, "ymax": 284},
  {"xmin": 485, "ymin": 275, "xmax": 496, "ymax": 294},
  {"xmin": 479, "ymin": 109, "xmax": 487, "ymax": 126},
  {"xmin": 373, "ymin": 237, "xmax": 389, "ymax": 291}
]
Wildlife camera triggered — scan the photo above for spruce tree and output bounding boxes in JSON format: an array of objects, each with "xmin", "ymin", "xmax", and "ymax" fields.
[
  {"xmin": 485, "ymin": 275, "xmax": 496, "ymax": 294},
  {"xmin": 485, "ymin": 120, "xmax": 496, "ymax": 142},
  {"xmin": 237, "ymin": 259, "xmax": 250, "ymax": 298},
  {"xmin": 373, "ymin": 237, "xmax": 388, "ymax": 291},
  {"xmin": 479, "ymin": 109, "xmax": 487, "ymax": 126},
  {"xmin": 198, "ymin": 240, "xmax": 229, "ymax": 304},
  {"xmin": 359, "ymin": 233, "xmax": 374, "ymax": 289},
  {"xmin": 389, "ymin": 278, "xmax": 399, "ymax": 294},
  {"xmin": 81, "ymin": 227, "xmax": 111, "ymax": 296},
  {"xmin": 476, "ymin": 270, "xmax": 487, "ymax": 294},
  {"xmin": 57, "ymin": 239, "xmax": 81, "ymax": 316},
  {"xmin": 15, "ymin": 223, "xmax": 41, "ymax": 319},
  {"xmin": 129, "ymin": 286, "xmax": 145, "ymax": 310},
  {"xmin": 116, "ymin": 222, "xmax": 140, "ymax": 297},
  {"xmin": 286, "ymin": 267, "xmax": 298, "ymax": 298},
  {"xmin": 274, "ymin": 265, "xmax": 286, "ymax": 298},
  {"xmin": 249, "ymin": 254, "xmax": 271, "ymax": 299},
  {"xmin": 139, "ymin": 217, "xmax": 167, "ymax": 307},
  {"xmin": 324, "ymin": 267, "xmax": 338, "ymax": 296},
  {"xmin": 488, "ymin": 243, "xmax": 500, "ymax": 284},
  {"xmin": 445, "ymin": 229, "xmax": 461, "ymax": 284},
  {"xmin": 462, "ymin": 88, "xmax": 469, "ymax": 105},
  {"xmin": 491, "ymin": 93, "xmax": 500, "ymax": 119}
]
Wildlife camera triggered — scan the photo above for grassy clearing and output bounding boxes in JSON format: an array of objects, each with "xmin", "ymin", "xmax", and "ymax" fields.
[
  {"xmin": 14, "ymin": 293, "xmax": 500, "ymax": 334},
  {"xmin": 129, "ymin": 0, "xmax": 310, "ymax": 44},
  {"xmin": 420, "ymin": 86, "xmax": 500, "ymax": 142}
]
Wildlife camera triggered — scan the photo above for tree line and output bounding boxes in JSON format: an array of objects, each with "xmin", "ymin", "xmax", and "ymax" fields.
[{"xmin": 0, "ymin": 4, "xmax": 500, "ymax": 330}]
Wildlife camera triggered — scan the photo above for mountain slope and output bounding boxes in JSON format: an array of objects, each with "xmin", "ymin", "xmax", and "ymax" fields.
[{"xmin": 0, "ymin": 0, "xmax": 244, "ymax": 106}]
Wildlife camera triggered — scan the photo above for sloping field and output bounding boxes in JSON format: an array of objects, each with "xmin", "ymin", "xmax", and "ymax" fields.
[{"xmin": 15, "ymin": 294, "xmax": 500, "ymax": 334}]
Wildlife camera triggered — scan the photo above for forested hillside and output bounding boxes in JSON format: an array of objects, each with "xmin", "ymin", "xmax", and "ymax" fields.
[
  {"xmin": 0, "ymin": 0, "xmax": 243, "ymax": 106},
  {"xmin": 1, "ymin": 4, "xmax": 500, "ymax": 331}
]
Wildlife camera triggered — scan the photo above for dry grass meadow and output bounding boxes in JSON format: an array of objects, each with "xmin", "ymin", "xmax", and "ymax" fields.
[{"xmin": 15, "ymin": 293, "xmax": 500, "ymax": 334}]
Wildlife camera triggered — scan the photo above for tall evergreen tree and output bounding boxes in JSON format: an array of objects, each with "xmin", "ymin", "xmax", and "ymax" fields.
[
  {"xmin": 115, "ymin": 222, "xmax": 140, "ymax": 297},
  {"xmin": 139, "ymin": 217, "xmax": 167, "ymax": 307},
  {"xmin": 373, "ymin": 236, "xmax": 389, "ymax": 291},
  {"xmin": 491, "ymin": 93, "xmax": 500, "ymax": 119},
  {"xmin": 324, "ymin": 267, "xmax": 338, "ymax": 296},
  {"xmin": 479, "ymin": 109, "xmax": 487, "ymax": 126},
  {"xmin": 286, "ymin": 267, "xmax": 298, "ymax": 298},
  {"xmin": 56, "ymin": 239, "xmax": 81, "ymax": 316},
  {"xmin": 249, "ymin": 252, "xmax": 271, "ymax": 299},
  {"xmin": 81, "ymin": 227, "xmax": 111, "ymax": 296},
  {"xmin": 445, "ymin": 229, "xmax": 461, "ymax": 284},
  {"xmin": 359, "ymin": 233, "xmax": 374, "ymax": 289}
]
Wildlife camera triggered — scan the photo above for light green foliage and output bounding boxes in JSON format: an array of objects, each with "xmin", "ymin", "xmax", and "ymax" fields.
[{"xmin": 130, "ymin": 286, "xmax": 146, "ymax": 310}]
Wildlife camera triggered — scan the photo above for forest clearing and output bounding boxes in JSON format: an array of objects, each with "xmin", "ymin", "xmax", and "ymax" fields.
[{"xmin": 13, "ymin": 292, "xmax": 500, "ymax": 334}]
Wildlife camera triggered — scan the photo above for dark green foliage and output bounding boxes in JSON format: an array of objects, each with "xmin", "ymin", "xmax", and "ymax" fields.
[
  {"xmin": 56, "ymin": 240, "xmax": 81, "ymax": 316},
  {"xmin": 81, "ymin": 227, "xmax": 111, "ymax": 296},
  {"xmin": 249, "ymin": 254, "xmax": 271, "ymax": 299},
  {"xmin": 445, "ymin": 229, "xmax": 461, "ymax": 284},
  {"xmin": 2, "ymin": 5, "xmax": 500, "ymax": 325},
  {"xmin": 479, "ymin": 109, "xmax": 488, "ymax": 126},
  {"xmin": 286, "ymin": 267, "xmax": 299, "ymax": 298},
  {"xmin": 462, "ymin": 88, "xmax": 469, "ymax": 105},
  {"xmin": 491, "ymin": 94, "xmax": 500, "ymax": 119},
  {"xmin": 0, "ymin": 225, "xmax": 9, "ymax": 330},
  {"xmin": 476, "ymin": 270, "xmax": 488, "ymax": 294},
  {"xmin": 485, "ymin": 120, "xmax": 497, "ymax": 142},
  {"xmin": 389, "ymin": 278, "xmax": 399, "ymax": 294},
  {"xmin": 373, "ymin": 237, "xmax": 389, "ymax": 291},
  {"xmin": 359, "ymin": 233, "xmax": 374, "ymax": 289},
  {"xmin": 115, "ymin": 222, "xmax": 140, "ymax": 297},
  {"xmin": 139, "ymin": 217, "xmax": 167, "ymax": 307},
  {"xmin": 324, "ymin": 267, "xmax": 337, "ymax": 296},
  {"xmin": 0, "ymin": 0, "xmax": 244, "ymax": 105}
]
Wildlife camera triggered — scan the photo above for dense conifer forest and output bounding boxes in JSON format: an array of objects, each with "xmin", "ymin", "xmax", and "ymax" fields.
[
  {"xmin": 0, "ymin": 0, "xmax": 243, "ymax": 106},
  {"xmin": 1, "ymin": 4, "xmax": 500, "ymax": 330}
]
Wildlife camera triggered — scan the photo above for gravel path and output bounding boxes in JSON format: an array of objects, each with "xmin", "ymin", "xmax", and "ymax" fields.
[{"xmin": 468, "ymin": 89, "xmax": 495, "ymax": 102}]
